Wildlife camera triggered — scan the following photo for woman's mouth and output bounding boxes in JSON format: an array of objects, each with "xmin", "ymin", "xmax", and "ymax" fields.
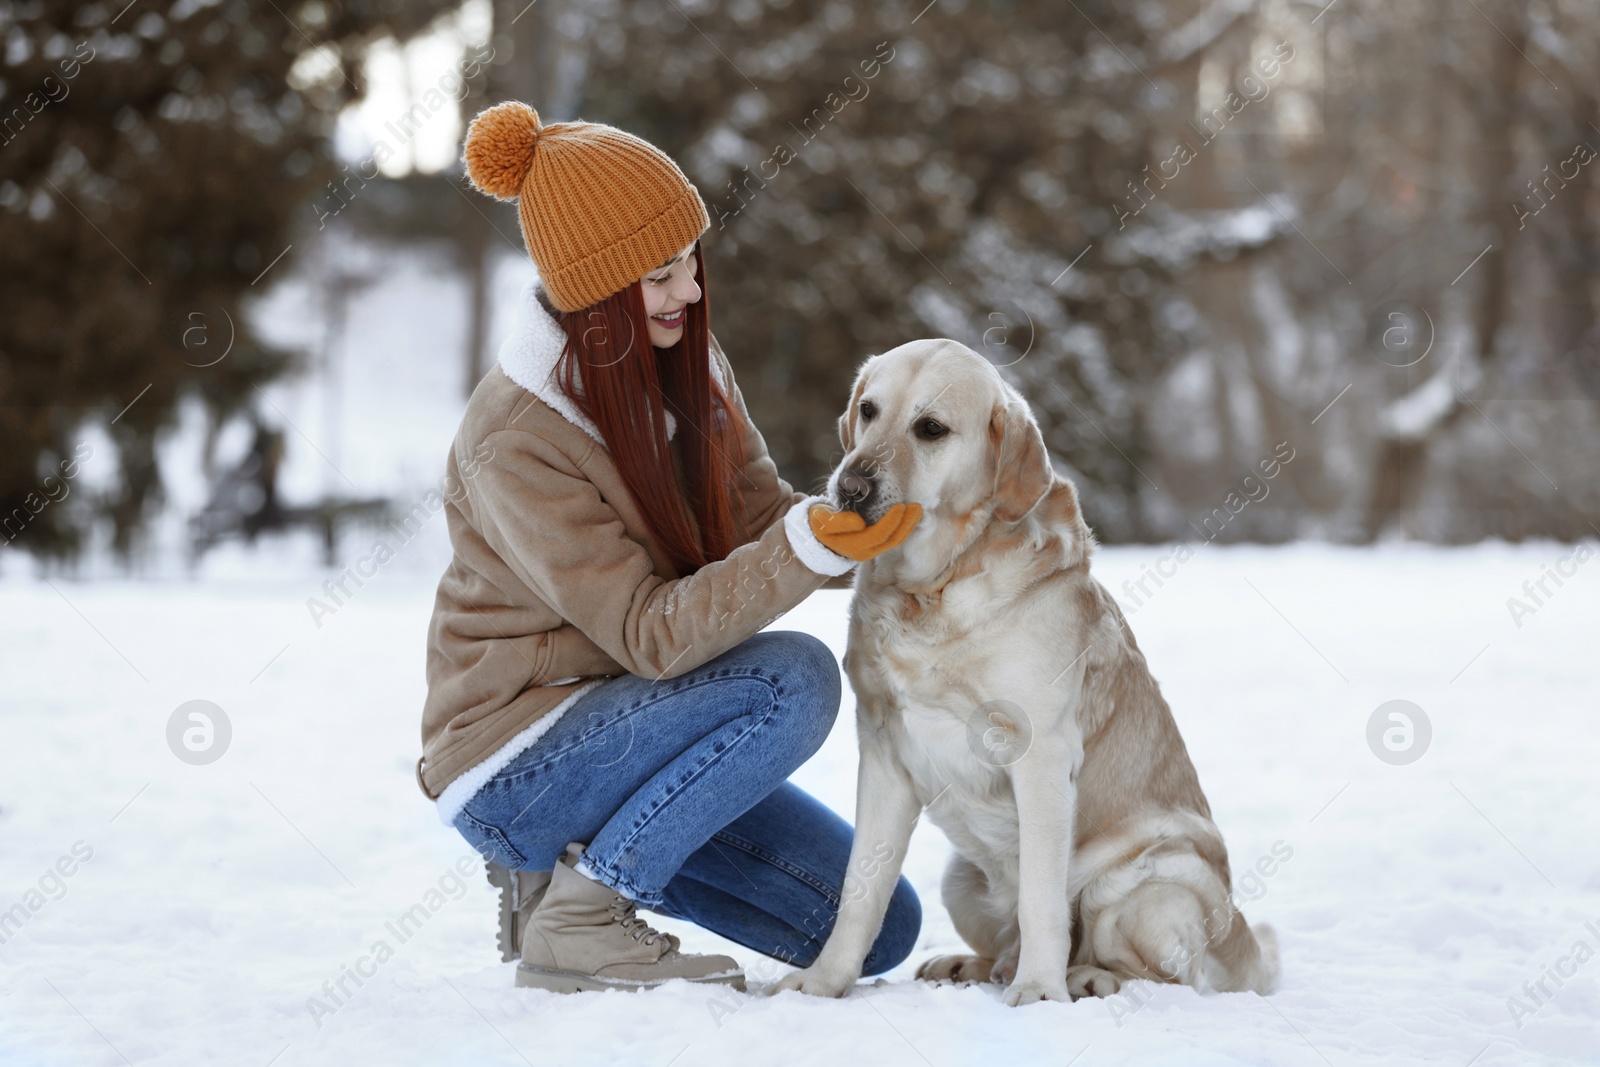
[{"xmin": 651, "ymin": 308, "xmax": 686, "ymax": 330}]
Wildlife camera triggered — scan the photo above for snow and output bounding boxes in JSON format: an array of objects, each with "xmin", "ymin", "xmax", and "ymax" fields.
[
  {"xmin": 3, "ymin": 540, "xmax": 1598, "ymax": 1066},
  {"xmin": 1115, "ymin": 206, "xmax": 1282, "ymax": 272},
  {"xmin": 1378, "ymin": 370, "xmax": 1459, "ymax": 442}
]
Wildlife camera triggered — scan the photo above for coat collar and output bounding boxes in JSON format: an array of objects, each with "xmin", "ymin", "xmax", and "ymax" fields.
[{"xmin": 495, "ymin": 280, "xmax": 725, "ymax": 447}]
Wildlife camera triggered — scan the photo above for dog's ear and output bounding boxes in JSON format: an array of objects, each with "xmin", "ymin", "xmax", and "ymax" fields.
[
  {"xmin": 837, "ymin": 368, "xmax": 869, "ymax": 453},
  {"xmin": 987, "ymin": 396, "xmax": 1053, "ymax": 523}
]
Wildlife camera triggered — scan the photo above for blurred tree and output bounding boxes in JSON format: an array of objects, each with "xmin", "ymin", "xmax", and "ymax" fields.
[
  {"xmin": 569, "ymin": 0, "xmax": 1205, "ymax": 541},
  {"xmin": 455, "ymin": 0, "xmax": 585, "ymax": 399},
  {"xmin": 0, "ymin": 0, "xmax": 454, "ymax": 563},
  {"xmin": 1218, "ymin": 0, "xmax": 1600, "ymax": 542},
  {"xmin": 1077, "ymin": 0, "xmax": 1600, "ymax": 544}
]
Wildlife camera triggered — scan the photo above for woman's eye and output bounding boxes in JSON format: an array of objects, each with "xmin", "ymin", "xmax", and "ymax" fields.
[
  {"xmin": 859, "ymin": 400, "xmax": 877, "ymax": 421},
  {"xmin": 916, "ymin": 418, "xmax": 947, "ymax": 439}
]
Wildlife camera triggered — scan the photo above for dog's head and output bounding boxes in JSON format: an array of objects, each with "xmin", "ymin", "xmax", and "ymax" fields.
[{"xmin": 827, "ymin": 338, "xmax": 1054, "ymax": 535}]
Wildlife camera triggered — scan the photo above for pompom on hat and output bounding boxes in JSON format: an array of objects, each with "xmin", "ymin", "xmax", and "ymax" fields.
[{"xmin": 462, "ymin": 100, "xmax": 710, "ymax": 313}]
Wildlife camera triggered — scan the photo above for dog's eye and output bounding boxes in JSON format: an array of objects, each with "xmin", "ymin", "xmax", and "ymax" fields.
[
  {"xmin": 859, "ymin": 400, "xmax": 877, "ymax": 422},
  {"xmin": 915, "ymin": 417, "xmax": 948, "ymax": 440}
]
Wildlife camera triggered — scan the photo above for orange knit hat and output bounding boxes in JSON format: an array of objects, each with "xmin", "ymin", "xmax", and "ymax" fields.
[{"xmin": 461, "ymin": 101, "xmax": 710, "ymax": 313}]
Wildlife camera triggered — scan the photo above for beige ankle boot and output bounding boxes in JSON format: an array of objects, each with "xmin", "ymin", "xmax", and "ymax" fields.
[
  {"xmin": 515, "ymin": 843, "xmax": 745, "ymax": 992},
  {"xmin": 486, "ymin": 861, "xmax": 552, "ymax": 963}
]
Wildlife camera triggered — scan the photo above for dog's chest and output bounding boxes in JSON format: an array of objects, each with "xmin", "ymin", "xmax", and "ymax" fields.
[
  {"xmin": 857, "ymin": 565, "xmax": 1042, "ymax": 724},
  {"xmin": 853, "ymin": 592, "xmax": 1029, "ymax": 854},
  {"xmin": 883, "ymin": 689, "xmax": 1028, "ymax": 896},
  {"xmin": 864, "ymin": 594, "xmax": 994, "ymax": 729}
]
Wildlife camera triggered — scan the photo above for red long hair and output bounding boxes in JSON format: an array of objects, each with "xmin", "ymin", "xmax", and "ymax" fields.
[{"xmin": 554, "ymin": 242, "xmax": 747, "ymax": 575}]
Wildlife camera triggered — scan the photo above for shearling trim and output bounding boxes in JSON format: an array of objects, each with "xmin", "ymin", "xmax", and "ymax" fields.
[
  {"xmin": 494, "ymin": 279, "xmax": 727, "ymax": 446},
  {"xmin": 434, "ymin": 676, "xmax": 608, "ymax": 827},
  {"xmin": 783, "ymin": 494, "xmax": 859, "ymax": 577}
]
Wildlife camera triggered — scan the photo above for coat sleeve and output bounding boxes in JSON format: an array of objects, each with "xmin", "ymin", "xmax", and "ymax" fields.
[
  {"xmin": 466, "ymin": 427, "xmax": 855, "ymax": 681},
  {"xmin": 711, "ymin": 339, "xmax": 855, "ymax": 592}
]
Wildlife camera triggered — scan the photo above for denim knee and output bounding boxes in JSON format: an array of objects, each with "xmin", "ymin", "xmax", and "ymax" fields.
[
  {"xmin": 861, "ymin": 875, "xmax": 922, "ymax": 976},
  {"xmin": 750, "ymin": 631, "xmax": 840, "ymax": 753}
]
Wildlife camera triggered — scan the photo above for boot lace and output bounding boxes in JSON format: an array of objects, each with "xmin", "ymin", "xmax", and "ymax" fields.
[{"xmin": 608, "ymin": 896, "xmax": 678, "ymax": 950}]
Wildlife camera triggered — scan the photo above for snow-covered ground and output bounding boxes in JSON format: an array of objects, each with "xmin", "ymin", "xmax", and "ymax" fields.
[{"xmin": 3, "ymin": 540, "xmax": 1597, "ymax": 1066}]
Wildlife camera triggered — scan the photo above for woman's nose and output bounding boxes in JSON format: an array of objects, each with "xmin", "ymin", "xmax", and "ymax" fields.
[{"xmin": 674, "ymin": 272, "xmax": 701, "ymax": 305}]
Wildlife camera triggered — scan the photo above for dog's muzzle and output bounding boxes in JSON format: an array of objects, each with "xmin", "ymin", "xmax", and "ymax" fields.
[{"xmin": 836, "ymin": 465, "xmax": 872, "ymax": 504}]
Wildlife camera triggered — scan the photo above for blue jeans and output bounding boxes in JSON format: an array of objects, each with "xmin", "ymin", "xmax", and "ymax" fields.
[{"xmin": 452, "ymin": 630, "xmax": 922, "ymax": 976}]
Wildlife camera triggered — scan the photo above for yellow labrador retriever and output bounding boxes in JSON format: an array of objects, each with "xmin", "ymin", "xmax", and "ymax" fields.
[{"xmin": 774, "ymin": 339, "xmax": 1279, "ymax": 1006}]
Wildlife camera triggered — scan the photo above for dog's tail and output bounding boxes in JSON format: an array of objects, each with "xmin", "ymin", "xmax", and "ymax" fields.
[{"xmin": 1204, "ymin": 912, "xmax": 1280, "ymax": 995}]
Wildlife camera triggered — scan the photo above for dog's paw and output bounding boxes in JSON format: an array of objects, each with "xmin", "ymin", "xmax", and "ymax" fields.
[
  {"xmin": 989, "ymin": 948, "xmax": 1020, "ymax": 986},
  {"xmin": 1002, "ymin": 976, "xmax": 1073, "ymax": 1007},
  {"xmin": 770, "ymin": 965, "xmax": 857, "ymax": 999},
  {"xmin": 1066, "ymin": 965, "xmax": 1123, "ymax": 1000},
  {"xmin": 915, "ymin": 954, "xmax": 996, "ymax": 984}
]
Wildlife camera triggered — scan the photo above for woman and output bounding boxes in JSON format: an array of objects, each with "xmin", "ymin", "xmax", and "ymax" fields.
[{"xmin": 415, "ymin": 100, "xmax": 924, "ymax": 993}]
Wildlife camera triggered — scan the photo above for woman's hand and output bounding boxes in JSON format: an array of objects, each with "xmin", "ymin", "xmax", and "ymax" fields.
[{"xmin": 807, "ymin": 502, "xmax": 922, "ymax": 562}]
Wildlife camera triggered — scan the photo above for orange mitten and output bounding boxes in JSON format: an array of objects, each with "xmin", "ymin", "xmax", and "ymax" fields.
[{"xmin": 808, "ymin": 502, "xmax": 923, "ymax": 562}]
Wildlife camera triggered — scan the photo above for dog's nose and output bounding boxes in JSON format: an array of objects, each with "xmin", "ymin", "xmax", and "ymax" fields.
[{"xmin": 836, "ymin": 465, "xmax": 874, "ymax": 508}]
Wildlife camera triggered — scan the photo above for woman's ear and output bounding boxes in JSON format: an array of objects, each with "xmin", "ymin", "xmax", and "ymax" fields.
[{"xmin": 987, "ymin": 397, "xmax": 1053, "ymax": 523}]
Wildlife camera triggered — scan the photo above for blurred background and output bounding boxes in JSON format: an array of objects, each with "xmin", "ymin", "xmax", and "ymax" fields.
[{"xmin": 3, "ymin": 0, "xmax": 1599, "ymax": 570}]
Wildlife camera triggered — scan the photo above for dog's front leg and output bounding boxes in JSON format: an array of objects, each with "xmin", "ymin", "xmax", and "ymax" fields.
[
  {"xmin": 772, "ymin": 728, "xmax": 920, "ymax": 998},
  {"xmin": 1003, "ymin": 731, "xmax": 1081, "ymax": 1006}
]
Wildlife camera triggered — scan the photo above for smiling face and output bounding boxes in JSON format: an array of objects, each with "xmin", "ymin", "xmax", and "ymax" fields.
[
  {"xmin": 639, "ymin": 243, "xmax": 701, "ymax": 348},
  {"xmin": 828, "ymin": 339, "xmax": 1055, "ymax": 548}
]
